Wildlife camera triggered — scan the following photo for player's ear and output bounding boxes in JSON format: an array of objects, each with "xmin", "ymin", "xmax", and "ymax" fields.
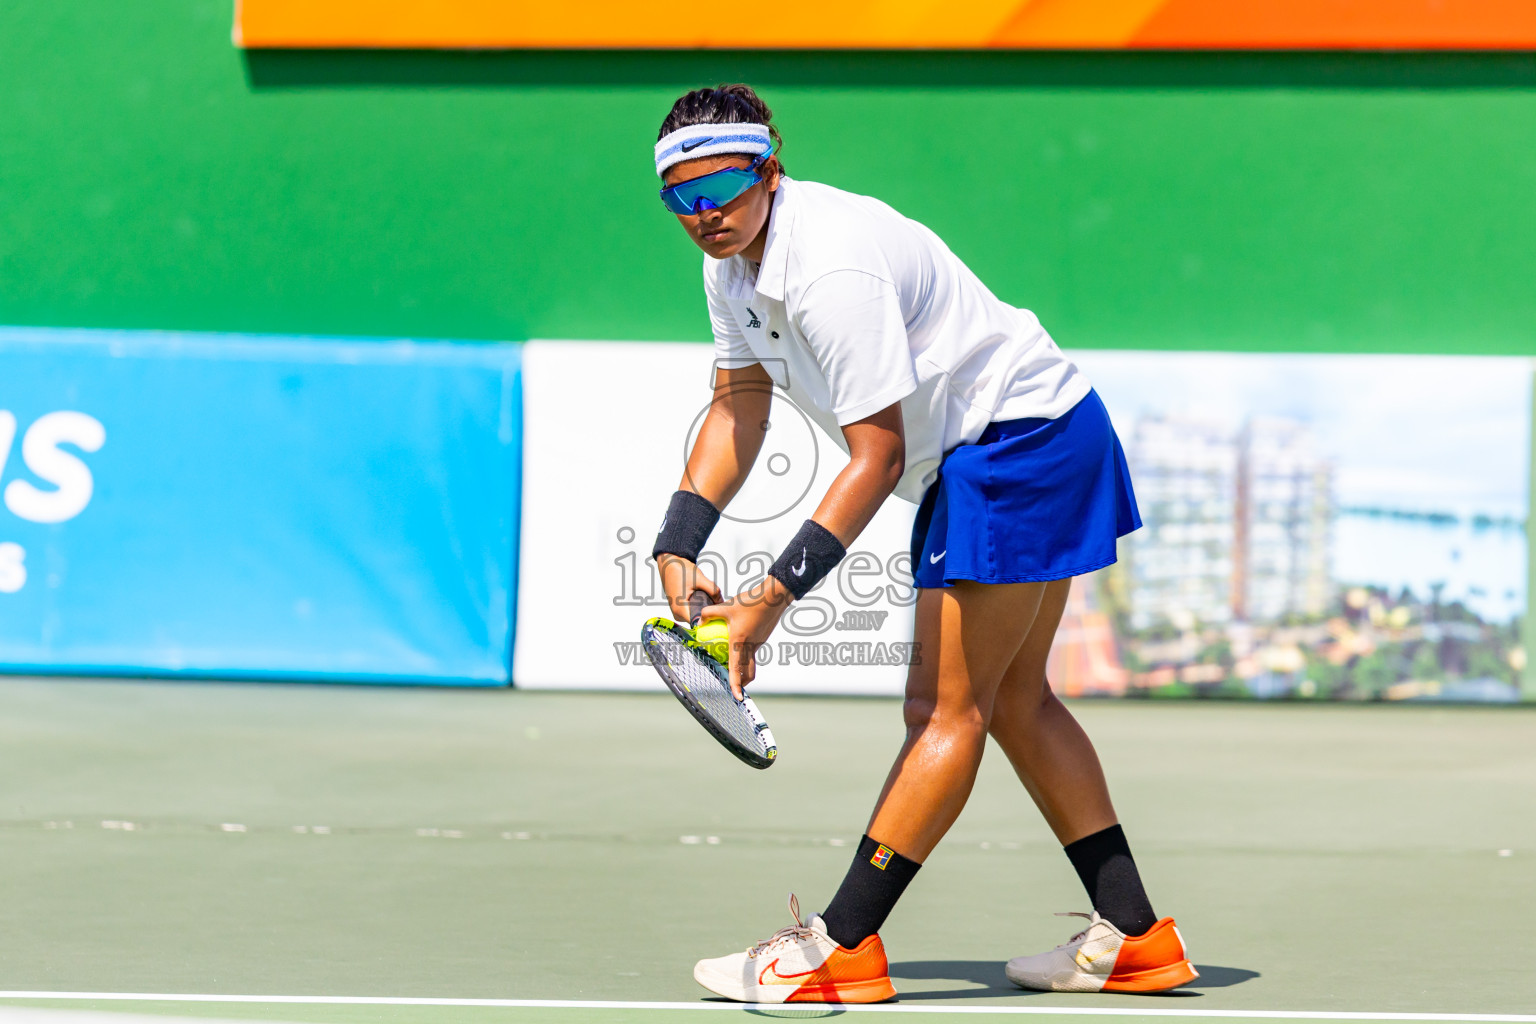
[{"xmin": 764, "ymin": 156, "xmax": 783, "ymax": 191}]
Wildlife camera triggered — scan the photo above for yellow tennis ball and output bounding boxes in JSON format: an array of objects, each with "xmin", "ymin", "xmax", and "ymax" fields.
[{"xmin": 693, "ymin": 617, "xmax": 730, "ymax": 664}]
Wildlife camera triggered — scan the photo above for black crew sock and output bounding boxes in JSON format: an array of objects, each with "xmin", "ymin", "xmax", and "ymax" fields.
[
  {"xmin": 1063, "ymin": 824, "xmax": 1158, "ymax": 937},
  {"xmin": 819, "ymin": 835, "xmax": 922, "ymax": 949}
]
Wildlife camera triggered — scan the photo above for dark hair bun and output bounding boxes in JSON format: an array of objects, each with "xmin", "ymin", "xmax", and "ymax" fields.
[{"xmin": 659, "ymin": 84, "xmax": 784, "ymax": 163}]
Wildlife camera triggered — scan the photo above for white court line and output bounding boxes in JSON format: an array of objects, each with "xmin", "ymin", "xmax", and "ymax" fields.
[{"xmin": 0, "ymin": 996, "xmax": 1531, "ymax": 1022}]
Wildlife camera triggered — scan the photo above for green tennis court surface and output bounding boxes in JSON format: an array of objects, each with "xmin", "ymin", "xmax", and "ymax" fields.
[{"xmin": 1, "ymin": 679, "xmax": 1532, "ymax": 1024}]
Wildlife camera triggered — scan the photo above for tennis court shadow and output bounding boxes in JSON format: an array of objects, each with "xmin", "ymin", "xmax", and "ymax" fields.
[
  {"xmin": 888, "ymin": 960, "xmax": 1256, "ymax": 1000},
  {"xmin": 1188, "ymin": 965, "xmax": 1262, "ymax": 988},
  {"xmin": 704, "ymin": 962, "xmax": 1258, "ymax": 1007},
  {"xmin": 887, "ymin": 959, "xmax": 1039, "ymax": 1000}
]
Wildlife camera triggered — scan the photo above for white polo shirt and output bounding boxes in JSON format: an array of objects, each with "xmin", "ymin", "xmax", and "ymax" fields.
[{"xmin": 704, "ymin": 177, "xmax": 1091, "ymax": 504}]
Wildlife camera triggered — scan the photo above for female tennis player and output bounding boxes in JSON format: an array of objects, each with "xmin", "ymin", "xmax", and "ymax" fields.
[{"xmin": 649, "ymin": 85, "xmax": 1197, "ymax": 1004}]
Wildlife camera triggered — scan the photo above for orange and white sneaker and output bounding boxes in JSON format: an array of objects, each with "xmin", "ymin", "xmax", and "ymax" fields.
[
  {"xmin": 1005, "ymin": 911, "xmax": 1198, "ymax": 993},
  {"xmin": 693, "ymin": 894, "xmax": 897, "ymax": 1004}
]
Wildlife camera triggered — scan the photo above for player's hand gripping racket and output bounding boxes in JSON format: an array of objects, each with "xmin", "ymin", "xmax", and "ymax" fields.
[{"xmin": 641, "ymin": 591, "xmax": 778, "ymax": 770}]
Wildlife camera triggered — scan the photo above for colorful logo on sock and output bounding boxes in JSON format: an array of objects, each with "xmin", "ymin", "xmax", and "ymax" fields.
[{"xmin": 871, "ymin": 844, "xmax": 894, "ymax": 870}]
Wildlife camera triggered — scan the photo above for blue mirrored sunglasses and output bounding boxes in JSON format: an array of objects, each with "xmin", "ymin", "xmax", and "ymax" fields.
[{"xmin": 659, "ymin": 151, "xmax": 772, "ymax": 216}]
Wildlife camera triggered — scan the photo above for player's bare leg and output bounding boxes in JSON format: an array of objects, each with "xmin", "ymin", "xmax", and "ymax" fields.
[
  {"xmin": 987, "ymin": 578, "xmax": 1118, "ymax": 845},
  {"xmin": 989, "ymin": 579, "xmax": 1198, "ymax": 992},
  {"xmin": 692, "ymin": 580, "xmax": 1052, "ymax": 1005},
  {"xmin": 810, "ymin": 581, "xmax": 1052, "ymax": 945},
  {"xmin": 865, "ymin": 580, "xmax": 1050, "ymax": 859}
]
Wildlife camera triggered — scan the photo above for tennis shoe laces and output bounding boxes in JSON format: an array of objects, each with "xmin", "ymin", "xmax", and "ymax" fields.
[
  {"xmin": 692, "ymin": 893, "xmax": 897, "ymax": 1004},
  {"xmin": 1005, "ymin": 910, "xmax": 1198, "ymax": 993}
]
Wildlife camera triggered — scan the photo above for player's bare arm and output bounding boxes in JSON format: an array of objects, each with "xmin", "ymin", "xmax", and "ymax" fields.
[
  {"xmin": 656, "ymin": 361, "xmax": 774, "ymax": 621},
  {"xmin": 702, "ymin": 402, "xmax": 905, "ymax": 696}
]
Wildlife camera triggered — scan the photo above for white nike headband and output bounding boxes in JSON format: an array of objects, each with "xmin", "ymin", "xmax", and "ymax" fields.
[{"xmin": 654, "ymin": 122, "xmax": 773, "ymax": 177}]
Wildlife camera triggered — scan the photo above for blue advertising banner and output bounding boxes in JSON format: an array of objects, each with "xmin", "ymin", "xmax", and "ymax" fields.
[{"xmin": 0, "ymin": 327, "xmax": 521, "ymax": 685}]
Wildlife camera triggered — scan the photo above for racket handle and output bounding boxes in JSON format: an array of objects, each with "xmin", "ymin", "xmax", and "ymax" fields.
[{"xmin": 687, "ymin": 590, "xmax": 709, "ymax": 627}]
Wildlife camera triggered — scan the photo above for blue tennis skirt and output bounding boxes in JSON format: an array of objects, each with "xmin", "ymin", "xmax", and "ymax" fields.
[{"xmin": 910, "ymin": 389, "xmax": 1141, "ymax": 588}]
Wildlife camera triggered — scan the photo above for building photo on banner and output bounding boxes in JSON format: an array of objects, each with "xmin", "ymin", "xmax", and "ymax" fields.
[
  {"xmin": 3, "ymin": 1, "xmax": 1536, "ymax": 1022},
  {"xmin": 1067, "ymin": 352, "xmax": 1532, "ymax": 703}
]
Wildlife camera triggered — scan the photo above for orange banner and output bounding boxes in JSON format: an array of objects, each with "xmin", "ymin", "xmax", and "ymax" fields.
[{"xmin": 234, "ymin": 0, "xmax": 1536, "ymax": 49}]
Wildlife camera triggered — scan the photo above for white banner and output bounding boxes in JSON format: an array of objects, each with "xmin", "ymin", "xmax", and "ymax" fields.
[{"xmin": 515, "ymin": 341, "xmax": 917, "ymax": 695}]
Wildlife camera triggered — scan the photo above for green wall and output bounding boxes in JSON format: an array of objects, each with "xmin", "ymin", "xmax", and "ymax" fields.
[{"xmin": 2, "ymin": 2, "xmax": 1535, "ymax": 353}]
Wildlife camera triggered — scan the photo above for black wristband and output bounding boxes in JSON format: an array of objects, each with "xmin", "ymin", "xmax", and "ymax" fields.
[
  {"xmin": 652, "ymin": 490, "xmax": 720, "ymax": 564},
  {"xmin": 767, "ymin": 519, "xmax": 846, "ymax": 601}
]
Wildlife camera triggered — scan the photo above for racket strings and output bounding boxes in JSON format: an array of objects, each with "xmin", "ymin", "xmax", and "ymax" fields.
[{"xmin": 647, "ymin": 625, "xmax": 764, "ymax": 754}]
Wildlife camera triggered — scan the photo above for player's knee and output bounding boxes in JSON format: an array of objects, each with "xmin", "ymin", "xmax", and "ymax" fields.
[
  {"xmin": 902, "ymin": 694, "xmax": 938, "ymax": 733},
  {"xmin": 989, "ymin": 675, "xmax": 1052, "ymax": 733},
  {"xmin": 904, "ymin": 694, "xmax": 986, "ymax": 738}
]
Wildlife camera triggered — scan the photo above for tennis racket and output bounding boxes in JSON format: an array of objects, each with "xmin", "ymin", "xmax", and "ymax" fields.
[{"xmin": 641, "ymin": 591, "xmax": 778, "ymax": 770}]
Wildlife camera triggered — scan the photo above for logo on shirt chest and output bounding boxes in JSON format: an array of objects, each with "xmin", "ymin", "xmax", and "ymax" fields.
[{"xmin": 726, "ymin": 299, "xmax": 776, "ymax": 344}]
